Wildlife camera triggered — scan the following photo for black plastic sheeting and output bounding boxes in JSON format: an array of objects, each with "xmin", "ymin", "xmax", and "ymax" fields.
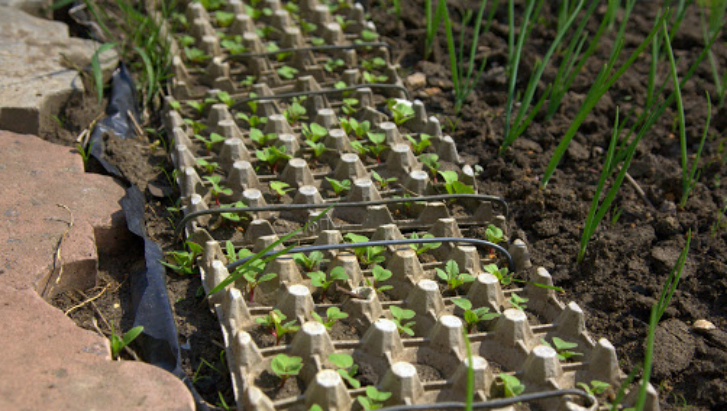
[{"xmin": 84, "ymin": 63, "xmax": 207, "ymax": 410}]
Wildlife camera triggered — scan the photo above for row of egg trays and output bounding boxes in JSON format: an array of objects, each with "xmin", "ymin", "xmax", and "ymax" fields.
[
  {"xmin": 173, "ymin": 0, "xmax": 393, "ymax": 97},
  {"xmin": 181, "ymin": 176, "xmax": 507, "ymax": 242},
  {"xmin": 197, "ymin": 238, "xmax": 659, "ymax": 411},
  {"xmin": 199, "ymin": 220, "xmax": 520, "ymax": 303}
]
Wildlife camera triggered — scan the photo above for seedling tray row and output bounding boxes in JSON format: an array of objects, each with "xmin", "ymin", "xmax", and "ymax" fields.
[{"xmin": 155, "ymin": 0, "xmax": 662, "ymax": 408}]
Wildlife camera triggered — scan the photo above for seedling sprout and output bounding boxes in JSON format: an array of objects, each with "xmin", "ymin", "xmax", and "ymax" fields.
[
  {"xmin": 270, "ymin": 353, "xmax": 303, "ymax": 386},
  {"xmin": 357, "ymin": 386, "xmax": 392, "ymax": 410},
  {"xmin": 452, "ymin": 298, "xmax": 500, "ymax": 333},
  {"xmin": 389, "ymin": 305, "xmax": 416, "ymax": 336},
  {"xmin": 257, "ymin": 309, "xmax": 299, "ymax": 346},
  {"xmin": 311, "ymin": 306, "xmax": 349, "ymax": 330},
  {"xmin": 307, "ymin": 267, "xmax": 349, "ymax": 300},
  {"xmin": 328, "ymin": 353, "xmax": 360, "ymax": 388},
  {"xmin": 435, "ymin": 260, "xmax": 475, "ymax": 292}
]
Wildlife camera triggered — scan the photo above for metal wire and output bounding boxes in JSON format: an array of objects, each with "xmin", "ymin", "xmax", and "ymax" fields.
[
  {"xmin": 175, "ymin": 193, "xmax": 509, "ymax": 238},
  {"xmin": 225, "ymin": 237, "xmax": 515, "ymax": 274},
  {"xmin": 376, "ymin": 389, "xmax": 597, "ymax": 411},
  {"xmin": 224, "ymin": 42, "xmax": 391, "ymax": 62},
  {"xmin": 230, "ymin": 83, "xmax": 411, "ymax": 109}
]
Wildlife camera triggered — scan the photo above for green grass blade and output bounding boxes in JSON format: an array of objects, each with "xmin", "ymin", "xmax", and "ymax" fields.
[
  {"xmin": 635, "ymin": 231, "xmax": 691, "ymax": 410},
  {"xmin": 442, "ymin": 3, "xmax": 460, "ymax": 103},
  {"xmin": 134, "ymin": 46, "xmax": 155, "ymax": 108},
  {"xmin": 662, "ymin": 21, "xmax": 688, "ymax": 199},
  {"xmin": 91, "ymin": 43, "xmax": 117, "ymax": 105},
  {"xmin": 682, "ymin": 93, "xmax": 711, "ymax": 207},
  {"xmin": 541, "ymin": 9, "xmax": 668, "ymax": 188},
  {"xmin": 578, "ymin": 108, "xmax": 620, "ymax": 263},
  {"xmin": 503, "ymin": 0, "xmax": 538, "ymax": 146},
  {"xmin": 503, "ymin": 0, "xmax": 585, "ymax": 150}
]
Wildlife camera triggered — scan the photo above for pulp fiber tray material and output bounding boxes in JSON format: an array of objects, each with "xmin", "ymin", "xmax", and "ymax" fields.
[{"xmin": 153, "ymin": 0, "xmax": 663, "ymax": 409}]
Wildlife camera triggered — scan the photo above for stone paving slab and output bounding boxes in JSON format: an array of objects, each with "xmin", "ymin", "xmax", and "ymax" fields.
[
  {"xmin": 0, "ymin": 131, "xmax": 194, "ymax": 411},
  {"xmin": 0, "ymin": 6, "xmax": 117, "ymax": 136}
]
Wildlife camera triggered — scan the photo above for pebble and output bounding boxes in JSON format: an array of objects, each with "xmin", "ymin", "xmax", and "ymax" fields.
[
  {"xmin": 693, "ymin": 319, "xmax": 716, "ymax": 331},
  {"xmin": 406, "ymin": 72, "xmax": 427, "ymax": 89}
]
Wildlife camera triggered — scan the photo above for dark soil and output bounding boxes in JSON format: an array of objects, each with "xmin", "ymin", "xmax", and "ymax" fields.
[
  {"xmin": 372, "ymin": 1, "xmax": 727, "ymax": 409},
  {"xmin": 44, "ymin": 0, "xmax": 727, "ymax": 410}
]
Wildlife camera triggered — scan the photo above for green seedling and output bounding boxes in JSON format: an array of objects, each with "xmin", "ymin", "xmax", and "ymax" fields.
[
  {"xmin": 349, "ymin": 141, "xmax": 370, "ymax": 159},
  {"xmin": 178, "ymin": 34, "xmax": 195, "ymax": 47},
  {"xmin": 257, "ymin": 309, "xmax": 299, "ymax": 346},
  {"xmin": 256, "ymin": 146, "xmax": 291, "ymax": 173},
  {"xmin": 186, "ymin": 100, "xmax": 207, "ymax": 115},
  {"xmin": 342, "ymin": 98, "xmax": 359, "ymax": 117},
  {"xmin": 75, "ymin": 141, "xmax": 94, "ymax": 170},
  {"xmin": 277, "ymin": 65, "xmax": 299, "ymax": 80},
  {"xmin": 161, "ymin": 241, "xmax": 203, "ymax": 275},
  {"xmin": 221, "ymin": 37, "xmax": 246, "ymax": 54},
  {"xmin": 109, "ymin": 322, "xmax": 144, "ymax": 360},
  {"xmin": 700, "ymin": 0, "xmax": 727, "ymax": 106},
  {"xmin": 194, "ymin": 132, "xmax": 225, "ymax": 153},
  {"xmin": 328, "ymin": 353, "xmax": 360, "ymax": 388},
  {"xmin": 484, "ymin": 263, "xmax": 513, "ymax": 286},
  {"xmin": 341, "ymin": 118, "xmax": 371, "ymax": 139},
  {"xmin": 240, "ymin": 75, "xmax": 256, "ymax": 87},
  {"xmin": 237, "ymin": 112, "xmax": 267, "ymax": 128},
  {"xmin": 508, "ymin": 293, "xmax": 528, "ymax": 310},
  {"xmin": 249, "ymin": 128, "xmax": 277, "ymax": 146},
  {"xmin": 439, "ymin": 171, "xmax": 475, "ymax": 195},
  {"xmin": 220, "ymin": 201, "xmax": 249, "ymax": 223},
  {"xmin": 292, "ymin": 251, "xmax": 328, "ymax": 272},
  {"xmin": 453, "ymin": 298, "xmax": 500, "ymax": 333},
  {"xmin": 301, "ymin": 20, "xmax": 317, "ymax": 33},
  {"xmin": 367, "ymin": 132, "xmax": 387, "ymax": 163},
  {"xmin": 576, "ymin": 380, "xmax": 611, "ymax": 397},
  {"xmin": 184, "ymin": 118, "xmax": 207, "ymax": 134},
  {"xmin": 362, "ymin": 57, "xmax": 386, "ymax": 71},
  {"xmin": 184, "ymin": 46, "xmax": 210, "ymax": 63},
  {"xmin": 485, "ymin": 224, "xmax": 504, "ymax": 244},
  {"xmin": 214, "ymin": 10, "xmax": 235, "ymax": 27},
  {"xmin": 311, "ymin": 306, "xmax": 349, "ymax": 329},
  {"xmin": 388, "ymin": 100, "xmax": 415, "ymax": 125},
  {"xmin": 308, "ymin": 267, "xmax": 349, "ymax": 300},
  {"xmin": 406, "ymin": 133, "xmax": 432, "ymax": 155},
  {"xmin": 540, "ymin": 337, "xmax": 583, "ymax": 361},
  {"xmin": 205, "ymin": 91, "xmax": 235, "ymax": 107},
  {"xmin": 204, "ymin": 175, "xmax": 232, "ymax": 205},
  {"xmin": 366, "ymin": 265, "xmax": 393, "ymax": 293},
  {"xmin": 310, "ymin": 37, "xmax": 325, "ymax": 46},
  {"xmin": 666, "ymin": 19, "xmax": 711, "ymax": 208},
  {"xmin": 499, "ymin": 373, "xmax": 525, "ymax": 398},
  {"xmin": 360, "ymin": 29, "xmax": 379, "ymax": 42},
  {"xmin": 635, "ymin": 231, "xmax": 692, "ymax": 410},
  {"xmin": 436, "ymin": 260, "xmax": 475, "ymax": 292},
  {"xmin": 192, "ymin": 357, "xmax": 223, "ymax": 383},
  {"xmin": 389, "ymin": 305, "xmax": 416, "ymax": 337},
  {"xmin": 420, "ymin": 154, "xmax": 441, "ymax": 182},
  {"xmin": 284, "ymin": 100, "xmax": 307, "ymax": 126},
  {"xmin": 305, "ymin": 140, "xmax": 326, "ymax": 159},
  {"xmin": 324, "ymin": 57, "xmax": 345, "ymax": 72},
  {"xmin": 357, "ymin": 386, "xmax": 392, "ymax": 410},
  {"xmin": 363, "ymin": 71, "xmax": 388, "ymax": 83},
  {"xmin": 241, "ymin": 268, "xmax": 277, "ymax": 303},
  {"xmin": 325, "ymin": 177, "xmax": 352, "ymax": 196},
  {"xmin": 408, "ymin": 233, "xmax": 441, "ymax": 255},
  {"xmin": 269, "ymin": 181, "xmax": 293, "ymax": 199},
  {"xmin": 371, "ymin": 171, "xmax": 397, "ymax": 190},
  {"xmin": 301, "ymin": 123, "xmax": 328, "ymax": 142},
  {"xmin": 196, "ymin": 158, "xmax": 219, "ymax": 175},
  {"xmin": 270, "ymin": 354, "xmax": 303, "ymax": 386},
  {"xmin": 345, "ymin": 233, "xmax": 386, "ymax": 266},
  {"xmin": 199, "ymin": 0, "xmax": 225, "ymax": 11},
  {"xmin": 90, "ymin": 42, "xmax": 116, "ymax": 105}
]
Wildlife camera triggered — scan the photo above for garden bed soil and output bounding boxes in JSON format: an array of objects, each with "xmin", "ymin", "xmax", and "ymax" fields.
[
  {"xmin": 372, "ymin": 1, "xmax": 727, "ymax": 409},
  {"xmin": 44, "ymin": 0, "xmax": 727, "ymax": 410}
]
